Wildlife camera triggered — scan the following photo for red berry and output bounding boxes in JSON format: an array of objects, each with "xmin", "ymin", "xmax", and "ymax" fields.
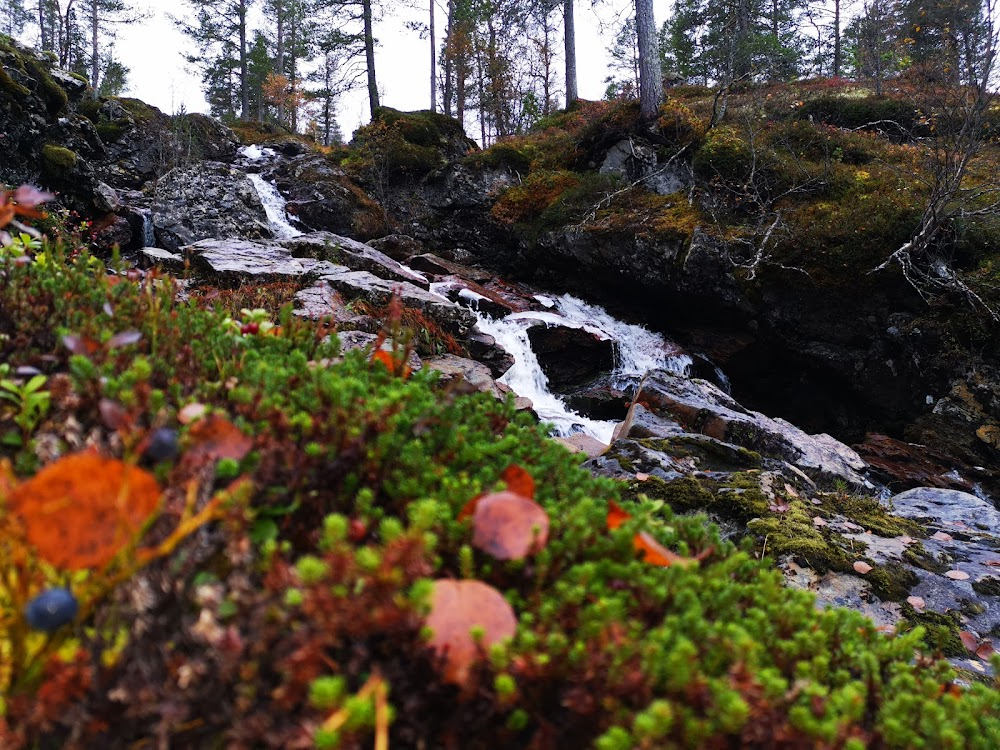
[
  {"xmin": 241, "ymin": 322, "xmax": 259, "ymax": 335},
  {"xmin": 349, "ymin": 518, "xmax": 367, "ymax": 542}
]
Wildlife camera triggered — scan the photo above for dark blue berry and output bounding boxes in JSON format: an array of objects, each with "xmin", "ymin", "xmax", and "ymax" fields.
[
  {"xmin": 145, "ymin": 427, "xmax": 179, "ymax": 462},
  {"xmin": 25, "ymin": 588, "xmax": 78, "ymax": 632}
]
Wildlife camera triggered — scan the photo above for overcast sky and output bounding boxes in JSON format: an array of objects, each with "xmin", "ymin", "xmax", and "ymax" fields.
[{"xmin": 110, "ymin": 0, "xmax": 671, "ymax": 140}]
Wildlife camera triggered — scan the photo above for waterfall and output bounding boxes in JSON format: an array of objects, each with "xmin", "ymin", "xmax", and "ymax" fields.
[
  {"xmin": 247, "ymin": 173, "xmax": 303, "ymax": 239},
  {"xmin": 140, "ymin": 210, "xmax": 155, "ymax": 248},
  {"xmin": 472, "ymin": 293, "xmax": 692, "ymax": 444}
]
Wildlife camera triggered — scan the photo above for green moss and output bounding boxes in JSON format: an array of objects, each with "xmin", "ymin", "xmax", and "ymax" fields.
[
  {"xmin": 837, "ymin": 495, "xmax": 921, "ymax": 537},
  {"xmin": 95, "ymin": 122, "xmax": 124, "ymax": 143},
  {"xmin": 0, "ymin": 64, "xmax": 30, "ymax": 97},
  {"xmin": 624, "ymin": 475, "xmax": 714, "ymax": 514},
  {"xmin": 113, "ymin": 96, "xmax": 161, "ymax": 122},
  {"xmin": 41, "ymin": 144, "xmax": 79, "ymax": 175},
  {"xmin": 865, "ymin": 562, "xmax": 919, "ymax": 602},
  {"xmin": 372, "ymin": 106, "xmax": 469, "ymax": 148},
  {"xmin": 972, "ymin": 576, "xmax": 1000, "ymax": 597},
  {"xmin": 23, "ymin": 56, "xmax": 68, "ymax": 114},
  {"xmin": 899, "ymin": 606, "xmax": 966, "ymax": 657}
]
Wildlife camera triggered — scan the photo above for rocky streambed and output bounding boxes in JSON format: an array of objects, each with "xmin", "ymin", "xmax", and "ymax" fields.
[{"xmin": 112, "ymin": 149, "xmax": 1000, "ymax": 671}]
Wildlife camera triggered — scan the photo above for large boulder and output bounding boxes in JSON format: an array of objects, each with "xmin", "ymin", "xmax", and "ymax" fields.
[
  {"xmin": 264, "ymin": 153, "xmax": 390, "ymax": 240},
  {"xmin": 152, "ymin": 162, "xmax": 271, "ymax": 251},
  {"xmin": 618, "ymin": 369, "xmax": 870, "ymax": 487},
  {"xmin": 280, "ymin": 231, "xmax": 428, "ymax": 287},
  {"xmin": 525, "ymin": 321, "xmax": 616, "ymax": 391}
]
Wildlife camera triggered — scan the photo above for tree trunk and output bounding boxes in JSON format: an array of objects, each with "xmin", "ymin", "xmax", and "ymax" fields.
[
  {"xmin": 429, "ymin": 0, "xmax": 436, "ymax": 112},
  {"xmin": 832, "ymin": 0, "xmax": 841, "ymax": 77},
  {"xmin": 563, "ymin": 0, "xmax": 577, "ymax": 105},
  {"xmin": 90, "ymin": 0, "xmax": 98, "ymax": 96},
  {"xmin": 239, "ymin": 0, "xmax": 249, "ymax": 120},
  {"xmin": 276, "ymin": 0, "xmax": 285, "ymax": 123},
  {"xmin": 289, "ymin": 9, "xmax": 298, "ymax": 130},
  {"xmin": 364, "ymin": 0, "xmax": 379, "ymax": 117},
  {"xmin": 444, "ymin": 0, "xmax": 453, "ymax": 116},
  {"xmin": 636, "ymin": 0, "xmax": 661, "ymax": 120}
]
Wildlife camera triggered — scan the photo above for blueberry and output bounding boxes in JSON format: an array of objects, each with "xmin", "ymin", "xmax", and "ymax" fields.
[
  {"xmin": 145, "ymin": 427, "xmax": 179, "ymax": 462},
  {"xmin": 25, "ymin": 588, "xmax": 78, "ymax": 632}
]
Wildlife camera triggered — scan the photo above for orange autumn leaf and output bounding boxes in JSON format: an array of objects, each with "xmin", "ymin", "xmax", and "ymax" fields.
[
  {"xmin": 500, "ymin": 465, "xmax": 535, "ymax": 499},
  {"xmin": 607, "ymin": 500, "xmax": 710, "ymax": 568},
  {"xmin": 5, "ymin": 452, "xmax": 161, "ymax": 570},
  {"xmin": 425, "ymin": 579, "xmax": 517, "ymax": 691},
  {"xmin": 471, "ymin": 491, "xmax": 549, "ymax": 560},
  {"xmin": 370, "ymin": 349, "xmax": 411, "ymax": 379},
  {"xmin": 186, "ymin": 414, "xmax": 253, "ymax": 464}
]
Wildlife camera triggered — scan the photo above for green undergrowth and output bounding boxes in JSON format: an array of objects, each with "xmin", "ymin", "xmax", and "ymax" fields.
[{"xmin": 2, "ymin": 245, "xmax": 1000, "ymax": 747}]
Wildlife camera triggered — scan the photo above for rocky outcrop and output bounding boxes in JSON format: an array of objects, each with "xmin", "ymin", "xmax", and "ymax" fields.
[
  {"xmin": 152, "ymin": 162, "xmax": 270, "ymax": 251},
  {"xmin": 263, "ymin": 152, "xmax": 389, "ymax": 240},
  {"xmin": 614, "ymin": 369, "xmax": 870, "ymax": 488}
]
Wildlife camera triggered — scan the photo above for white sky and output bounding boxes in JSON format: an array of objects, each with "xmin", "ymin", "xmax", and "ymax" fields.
[{"xmin": 111, "ymin": 0, "xmax": 672, "ymax": 140}]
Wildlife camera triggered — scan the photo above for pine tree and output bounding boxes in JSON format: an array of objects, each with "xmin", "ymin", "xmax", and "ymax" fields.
[
  {"xmin": 175, "ymin": 0, "xmax": 253, "ymax": 120},
  {"xmin": 78, "ymin": 0, "xmax": 145, "ymax": 96},
  {"xmin": 1, "ymin": 0, "xmax": 32, "ymax": 37}
]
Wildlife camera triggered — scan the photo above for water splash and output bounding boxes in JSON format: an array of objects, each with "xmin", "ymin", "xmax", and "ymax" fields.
[
  {"xmin": 472, "ymin": 293, "xmax": 692, "ymax": 444},
  {"xmin": 247, "ymin": 173, "xmax": 302, "ymax": 239}
]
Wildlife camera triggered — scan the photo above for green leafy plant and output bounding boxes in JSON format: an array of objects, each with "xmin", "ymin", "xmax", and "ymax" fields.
[{"xmin": 0, "ymin": 370, "xmax": 50, "ymax": 445}]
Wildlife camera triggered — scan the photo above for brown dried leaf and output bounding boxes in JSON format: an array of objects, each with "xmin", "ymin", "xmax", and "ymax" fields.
[
  {"xmin": 976, "ymin": 641, "xmax": 995, "ymax": 660},
  {"xmin": 945, "ymin": 570, "xmax": 970, "ymax": 580},
  {"xmin": 931, "ymin": 531, "xmax": 953, "ymax": 542},
  {"xmin": 635, "ymin": 472, "xmax": 650, "ymax": 482},
  {"xmin": 425, "ymin": 579, "xmax": 517, "ymax": 690},
  {"xmin": 812, "ymin": 516, "xmax": 827, "ymax": 527},
  {"xmin": 106, "ymin": 330, "xmax": 143, "ymax": 350},
  {"xmin": 906, "ymin": 596, "xmax": 925, "ymax": 611},
  {"xmin": 471, "ymin": 491, "xmax": 549, "ymax": 560},
  {"xmin": 853, "ymin": 561, "xmax": 873, "ymax": 574},
  {"xmin": 960, "ymin": 631, "xmax": 980, "ymax": 653},
  {"xmin": 99, "ymin": 399, "xmax": 131, "ymax": 431},
  {"xmin": 6, "ymin": 451, "xmax": 161, "ymax": 569},
  {"xmin": 61, "ymin": 334, "xmax": 101, "ymax": 357},
  {"xmin": 186, "ymin": 414, "xmax": 252, "ymax": 464}
]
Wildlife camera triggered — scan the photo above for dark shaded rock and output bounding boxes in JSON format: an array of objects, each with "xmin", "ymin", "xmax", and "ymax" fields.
[
  {"xmin": 267, "ymin": 153, "xmax": 389, "ymax": 240},
  {"xmin": 280, "ymin": 231, "xmax": 428, "ymax": 288},
  {"xmin": 854, "ymin": 433, "xmax": 975, "ymax": 493},
  {"xmin": 368, "ymin": 234, "xmax": 426, "ymax": 261},
  {"xmin": 465, "ymin": 331, "xmax": 514, "ymax": 379},
  {"xmin": 152, "ymin": 162, "xmax": 270, "ymax": 251},
  {"xmin": 88, "ymin": 99, "xmax": 238, "ymax": 190},
  {"xmin": 407, "ymin": 253, "xmax": 493, "ymax": 283},
  {"xmin": 89, "ymin": 213, "xmax": 132, "ymax": 251},
  {"xmin": 525, "ymin": 322, "xmax": 615, "ymax": 391},
  {"xmin": 563, "ymin": 381, "xmax": 631, "ymax": 422}
]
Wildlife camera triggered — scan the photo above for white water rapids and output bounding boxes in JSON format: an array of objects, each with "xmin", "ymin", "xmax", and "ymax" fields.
[
  {"xmin": 239, "ymin": 145, "xmax": 303, "ymax": 239},
  {"xmin": 241, "ymin": 148, "xmax": 690, "ymax": 444},
  {"xmin": 466, "ymin": 293, "xmax": 691, "ymax": 444}
]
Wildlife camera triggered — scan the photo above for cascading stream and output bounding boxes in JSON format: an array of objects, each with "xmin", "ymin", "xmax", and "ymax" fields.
[
  {"xmin": 473, "ymin": 294, "xmax": 692, "ymax": 444},
  {"xmin": 234, "ymin": 147, "xmax": 690, "ymax": 444},
  {"xmin": 239, "ymin": 145, "xmax": 302, "ymax": 239}
]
